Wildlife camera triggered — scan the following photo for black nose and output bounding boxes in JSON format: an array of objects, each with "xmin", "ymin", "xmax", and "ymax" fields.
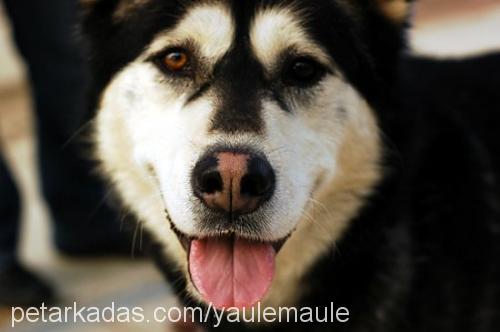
[{"xmin": 192, "ymin": 150, "xmax": 275, "ymax": 215}]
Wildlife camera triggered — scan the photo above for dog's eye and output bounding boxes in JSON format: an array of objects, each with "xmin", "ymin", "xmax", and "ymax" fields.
[
  {"xmin": 163, "ymin": 50, "xmax": 188, "ymax": 71},
  {"xmin": 159, "ymin": 49, "xmax": 190, "ymax": 73},
  {"xmin": 284, "ymin": 57, "xmax": 325, "ymax": 86}
]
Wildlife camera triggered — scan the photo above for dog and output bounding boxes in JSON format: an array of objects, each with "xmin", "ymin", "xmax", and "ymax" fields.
[{"xmin": 81, "ymin": 0, "xmax": 500, "ymax": 331}]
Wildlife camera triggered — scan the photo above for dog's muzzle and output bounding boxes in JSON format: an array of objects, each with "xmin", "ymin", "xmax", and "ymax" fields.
[{"xmin": 167, "ymin": 146, "xmax": 284, "ymax": 309}]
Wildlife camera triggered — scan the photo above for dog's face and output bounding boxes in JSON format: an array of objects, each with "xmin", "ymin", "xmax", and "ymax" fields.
[{"xmin": 83, "ymin": 0, "xmax": 410, "ymax": 309}]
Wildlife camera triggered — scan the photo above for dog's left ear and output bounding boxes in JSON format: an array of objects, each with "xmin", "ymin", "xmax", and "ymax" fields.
[
  {"xmin": 375, "ymin": 0, "xmax": 413, "ymax": 25},
  {"xmin": 348, "ymin": 0, "xmax": 414, "ymax": 26},
  {"xmin": 341, "ymin": 0, "xmax": 414, "ymax": 92}
]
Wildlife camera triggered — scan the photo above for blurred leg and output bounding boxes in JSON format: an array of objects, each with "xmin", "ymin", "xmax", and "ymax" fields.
[
  {"xmin": 0, "ymin": 152, "xmax": 54, "ymax": 306},
  {"xmin": 3, "ymin": 0, "xmax": 135, "ymax": 256},
  {"xmin": 0, "ymin": 154, "xmax": 19, "ymax": 267}
]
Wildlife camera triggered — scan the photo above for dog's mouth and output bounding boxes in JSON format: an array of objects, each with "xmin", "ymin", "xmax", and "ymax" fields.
[{"xmin": 167, "ymin": 213, "xmax": 289, "ymax": 309}]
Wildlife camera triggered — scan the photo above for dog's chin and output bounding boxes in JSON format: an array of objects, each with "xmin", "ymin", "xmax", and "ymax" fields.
[{"xmin": 167, "ymin": 216, "xmax": 290, "ymax": 310}]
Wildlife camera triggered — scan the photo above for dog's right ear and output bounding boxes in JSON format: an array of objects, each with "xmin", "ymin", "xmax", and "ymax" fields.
[
  {"xmin": 80, "ymin": 0, "xmax": 152, "ymax": 21},
  {"xmin": 80, "ymin": 0, "xmax": 99, "ymax": 8},
  {"xmin": 79, "ymin": 0, "xmax": 120, "ymax": 26},
  {"xmin": 79, "ymin": 0, "xmax": 108, "ymax": 14}
]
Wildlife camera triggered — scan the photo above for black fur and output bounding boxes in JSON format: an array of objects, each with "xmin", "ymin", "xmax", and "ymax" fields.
[
  {"xmin": 82, "ymin": 1, "xmax": 500, "ymax": 331},
  {"xmin": 209, "ymin": 41, "xmax": 266, "ymax": 134}
]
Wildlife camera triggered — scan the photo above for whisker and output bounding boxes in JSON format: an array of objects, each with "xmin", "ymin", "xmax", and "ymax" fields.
[
  {"xmin": 139, "ymin": 221, "xmax": 144, "ymax": 251},
  {"xmin": 60, "ymin": 119, "xmax": 94, "ymax": 150},
  {"xmin": 131, "ymin": 220, "xmax": 141, "ymax": 258}
]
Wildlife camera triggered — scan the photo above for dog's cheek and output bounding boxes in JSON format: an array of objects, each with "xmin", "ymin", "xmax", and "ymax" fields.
[
  {"xmin": 258, "ymin": 99, "xmax": 337, "ymax": 238},
  {"xmin": 94, "ymin": 75, "xmax": 171, "ymax": 249},
  {"xmin": 94, "ymin": 64, "xmax": 186, "ymax": 233},
  {"xmin": 152, "ymin": 98, "xmax": 219, "ymax": 236},
  {"xmin": 298, "ymin": 75, "xmax": 369, "ymax": 178},
  {"xmin": 260, "ymin": 76, "xmax": 360, "ymax": 234},
  {"xmin": 94, "ymin": 64, "xmax": 208, "ymax": 269}
]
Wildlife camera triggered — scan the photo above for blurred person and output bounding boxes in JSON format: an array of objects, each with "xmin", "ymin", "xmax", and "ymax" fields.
[{"xmin": 0, "ymin": 0, "xmax": 137, "ymax": 307}]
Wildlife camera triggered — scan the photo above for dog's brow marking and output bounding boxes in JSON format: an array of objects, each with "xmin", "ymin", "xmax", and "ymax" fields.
[
  {"xmin": 250, "ymin": 7, "xmax": 330, "ymax": 70},
  {"xmin": 146, "ymin": 3, "xmax": 234, "ymax": 62}
]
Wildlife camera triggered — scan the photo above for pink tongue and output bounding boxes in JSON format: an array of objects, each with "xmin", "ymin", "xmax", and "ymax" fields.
[{"xmin": 189, "ymin": 237, "xmax": 275, "ymax": 309}]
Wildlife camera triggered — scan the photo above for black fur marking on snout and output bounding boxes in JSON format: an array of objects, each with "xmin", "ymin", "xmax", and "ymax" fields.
[
  {"xmin": 208, "ymin": 47, "xmax": 267, "ymax": 134},
  {"xmin": 208, "ymin": 1, "xmax": 267, "ymax": 134}
]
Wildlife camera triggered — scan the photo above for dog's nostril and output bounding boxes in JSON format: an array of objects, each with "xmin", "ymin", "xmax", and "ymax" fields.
[
  {"xmin": 199, "ymin": 171, "xmax": 223, "ymax": 194},
  {"xmin": 193, "ymin": 156, "xmax": 222, "ymax": 196},
  {"xmin": 241, "ymin": 173, "xmax": 272, "ymax": 197},
  {"xmin": 241, "ymin": 157, "xmax": 275, "ymax": 198}
]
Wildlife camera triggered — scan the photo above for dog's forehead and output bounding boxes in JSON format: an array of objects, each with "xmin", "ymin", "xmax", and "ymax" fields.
[{"xmin": 145, "ymin": 1, "xmax": 326, "ymax": 67}]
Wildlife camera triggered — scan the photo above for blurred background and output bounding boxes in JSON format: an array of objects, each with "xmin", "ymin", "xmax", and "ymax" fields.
[{"xmin": 1, "ymin": 0, "xmax": 500, "ymax": 331}]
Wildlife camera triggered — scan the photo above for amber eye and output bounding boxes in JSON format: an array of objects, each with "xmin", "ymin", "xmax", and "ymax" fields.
[{"xmin": 162, "ymin": 50, "xmax": 189, "ymax": 72}]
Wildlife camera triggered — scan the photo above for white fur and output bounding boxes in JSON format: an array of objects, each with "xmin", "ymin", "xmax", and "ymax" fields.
[
  {"xmin": 250, "ymin": 6, "xmax": 333, "ymax": 71},
  {"xmin": 144, "ymin": 3, "xmax": 234, "ymax": 63}
]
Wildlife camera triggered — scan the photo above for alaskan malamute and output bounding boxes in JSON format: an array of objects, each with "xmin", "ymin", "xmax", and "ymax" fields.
[{"xmin": 81, "ymin": 0, "xmax": 500, "ymax": 331}]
